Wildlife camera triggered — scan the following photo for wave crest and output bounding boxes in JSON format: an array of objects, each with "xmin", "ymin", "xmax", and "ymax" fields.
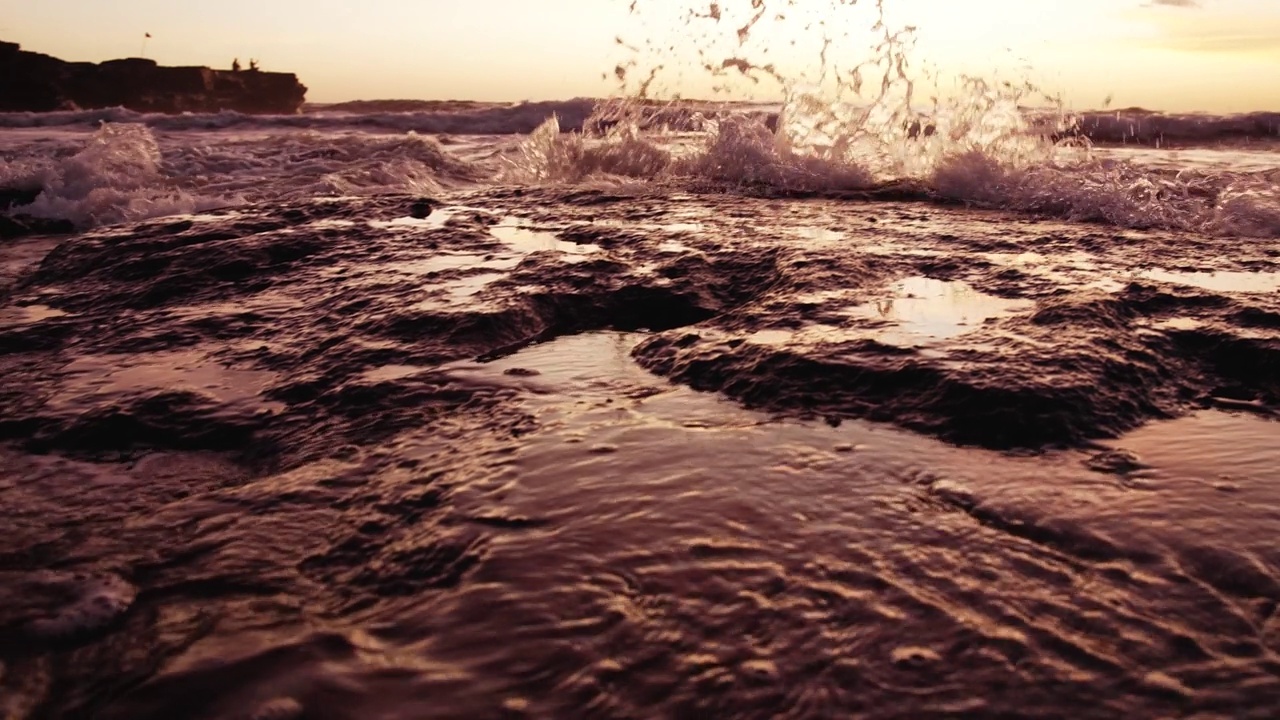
[{"xmin": 11, "ymin": 123, "xmax": 225, "ymax": 227}]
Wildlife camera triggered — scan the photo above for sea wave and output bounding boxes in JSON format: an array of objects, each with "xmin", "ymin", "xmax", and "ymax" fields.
[
  {"xmin": 3, "ymin": 92, "xmax": 1279, "ymax": 236},
  {"xmin": 1064, "ymin": 110, "xmax": 1280, "ymax": 147},
  {"xmin": 508, "ymin": 104, "xmax": 1280, "ymax": 238},
  {"xmin": 1, "ymin": 123, "xmax": 226, "ymax": 226},
  {"xmin": 0, "ymin": 99, "xmax": 767, "ymax": 136},
  {"xmin": 2, "ymin": 123, "xmax": 486, "ymax": 226}
]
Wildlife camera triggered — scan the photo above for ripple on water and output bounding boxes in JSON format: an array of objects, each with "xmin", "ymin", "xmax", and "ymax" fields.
[
  {"xmin": 1101, "ymin": 410, "xmax": 1280, "ymax": 488},
  {"xmin": 386, "ymin": 332, "xmax": 1280, "ymax": 716},
  {"xmin": 397, "ymin": 254, "xmax": 521, "ymax": 275},
  {"xmin": 413, "ymin": 272, "xmax": 506, "ymax": 311},
  {"xmin": 51, "ymin": 349, "xmax": 283, "ymax": 411},
  {"xmin": 1137, "ymin": 269, "xmax": 1280, "ymax": 293},
  {"xmin": 1, "ymin": 571, "xmax": 137, "ymax": 642},
  {"xmin": 12, "ymin": 331, "xmax": 1280, "ymax": 718},
  {"xmin": 361, "ymin": 364, "xmax": 433, "ymax": 383}
]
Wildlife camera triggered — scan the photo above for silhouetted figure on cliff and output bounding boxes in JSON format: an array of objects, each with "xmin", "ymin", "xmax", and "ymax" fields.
[
  {"xmin": 232, "ymin": 58, "xmax": 241, "ymax": 72},
  {"xmin": 249, "ymin": 59, "xmax": 259, "ymax": 72}
]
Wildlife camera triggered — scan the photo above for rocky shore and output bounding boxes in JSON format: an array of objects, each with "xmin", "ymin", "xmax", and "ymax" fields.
[{"xmin": 0, "ymin": 41, "xmax": 307, "ymax": 114}]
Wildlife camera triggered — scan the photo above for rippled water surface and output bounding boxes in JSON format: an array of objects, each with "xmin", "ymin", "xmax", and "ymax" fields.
[{"xmin": 1, "ymin": 186, "xmax": 1278, "ymax": 718}]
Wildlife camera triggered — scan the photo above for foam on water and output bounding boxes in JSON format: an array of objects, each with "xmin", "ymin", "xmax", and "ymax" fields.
[
  {"xmin": 159, "ymin": 129, "xmax": 483, "ymax": 199},
  {"xmin": 2, "ymin": 123, "xmax": 485, "ymax": 228},
  {"xmin": 2, "ymin": 123, "xmax": 227, "ymax": 226}
]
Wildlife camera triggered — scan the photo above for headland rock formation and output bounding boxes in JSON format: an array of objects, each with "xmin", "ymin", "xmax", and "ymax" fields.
[{"xmin": 0, "ymin": 41, "xmax": 307, "ymax": 114}]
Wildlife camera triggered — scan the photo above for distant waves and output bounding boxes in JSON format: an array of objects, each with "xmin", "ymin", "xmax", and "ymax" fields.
[{"xmin": 1, "ymin": 100, "xmax": 1277, "ymax": 147}]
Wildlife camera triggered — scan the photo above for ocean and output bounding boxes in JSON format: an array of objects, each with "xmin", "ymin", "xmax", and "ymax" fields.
[{"xmin": 3, "ymin": 9, "xmax": 1280, "ymax": 718}]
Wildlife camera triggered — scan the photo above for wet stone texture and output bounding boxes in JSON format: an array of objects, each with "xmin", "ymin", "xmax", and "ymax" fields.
[{"xmin": 2, "ymin": 188, "xmax": 1280, "ymax": 718}]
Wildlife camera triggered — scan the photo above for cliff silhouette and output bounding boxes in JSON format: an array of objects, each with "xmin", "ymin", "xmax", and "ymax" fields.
[{"xmin": 0, "ymin": 41, "xmax": 307, "ymax": 114}]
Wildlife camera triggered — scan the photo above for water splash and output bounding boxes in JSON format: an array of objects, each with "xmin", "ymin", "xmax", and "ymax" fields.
[{"xmin": 508, "ymin": 0, "xmax": 1280, "ymax": 237}]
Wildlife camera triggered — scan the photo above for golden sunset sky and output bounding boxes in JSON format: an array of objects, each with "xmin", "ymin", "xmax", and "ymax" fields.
[{"xmin": 2, "ymin": 0, "xmax": 1277, "ymax": 111}]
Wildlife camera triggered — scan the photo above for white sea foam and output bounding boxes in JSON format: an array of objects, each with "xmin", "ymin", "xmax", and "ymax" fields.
[
  {"xmin": 2, "ymin": 123, "xmax": 489, "ymax": 227},
  {"xmin": 8, "ymin": 123, "xmax": 227, "ymax": 226}
]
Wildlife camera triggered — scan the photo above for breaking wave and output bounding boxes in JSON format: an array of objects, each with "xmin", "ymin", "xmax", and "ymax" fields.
[
  {"xmin": 0, "ymin": 123, "xmax": 226, "ymax": 226},
  {"xmin": 503, "ymin": 103, "xmax": 1280, "ymax": 237},
  {"xmin": 1067, "ymin": 110, "xmax": 1280, "ymax": 147},
  {"xmin": 502, "ymin": 0, "xmax": 1280, "ymax": 237},
  {"xmin": 2, "ymin": 123, "xmax": 485, "ymax": 227}
]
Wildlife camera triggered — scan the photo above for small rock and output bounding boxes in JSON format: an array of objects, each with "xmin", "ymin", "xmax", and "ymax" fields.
[
  {"xmin": 503, "ymin": 367, "xmax": 541, "ymax": 377},
  {"xmin": 588, "ymin": 443, "xmax": 619, "ymax": 454},
  {"xmin": 833, "ymin": 443, "xmax": 855, "ymax": 453},
  {"xmin": 1085, "ymin": 449, "xmax": 1146, "ymax": 475},
  {"xmin": 409, "ymin": 199, "xmax": 434, "ymax": 219}
]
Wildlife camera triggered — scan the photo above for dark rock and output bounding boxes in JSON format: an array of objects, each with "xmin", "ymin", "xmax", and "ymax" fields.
[
  {"xmin": 0, "ymin": 40, "xmax": 307, "ymax": 114},
  {"xmin": 0, "ymin": 214, "xmax": 76, "ymax": 239},
  {"xmin": 1084, "ymin": 449, "xmax": 1146, "ymax": 475},
  {"xmin": 409, "ymin": 200, "xmax": 434, "ymax": 219},
  {"xmin": 0, "ymin": 187, "xmax": 40, "ymax": 212}
]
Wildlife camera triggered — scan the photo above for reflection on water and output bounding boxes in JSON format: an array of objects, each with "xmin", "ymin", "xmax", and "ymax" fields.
[
  {"xmin": 0, "ymin": 304, "xmax": 69, "ymax": 325},
  {"xmin": 414, "ymin": 273, "xmax": 506, "ymax": 310},
  {"xmin": 848, "ymin": 276, "xmax": 1032, "ymax": 344},
  {"xmin": 491, "ymin": 220, "xmax": 601, "ymax": 258},
  {"xmin": 747, "ymin": 278, "xmax": 1031, "ymax": 348},
  {"xmin": 1104, "ymin": 410, "xmax": 1280, "ymax": 486},
  {"xmin": 362, "ymin": 364, "xmax": 432, "ymax": 382},
  {"xmin": 52, "ymin": 350, "xmax": 282, "ymax": 410},
  {"xmin": 1137, "ymin": 269, "xmax": 1280, "ymax": 293}
]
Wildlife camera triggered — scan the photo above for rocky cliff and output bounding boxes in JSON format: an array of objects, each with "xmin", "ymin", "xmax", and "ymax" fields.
[{"xmin": 0, "ymin": 41, "xmax": 307, "ymax": 114}]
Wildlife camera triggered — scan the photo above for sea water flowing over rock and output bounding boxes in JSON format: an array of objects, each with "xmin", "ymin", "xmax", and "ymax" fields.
[
  {"xmin": 2, "ymin": 2, "xmax": 1280, "ymax": 718},
  {"xmin": 2, "ymin": 188, "xmax": 1279, "ymax": 718}
]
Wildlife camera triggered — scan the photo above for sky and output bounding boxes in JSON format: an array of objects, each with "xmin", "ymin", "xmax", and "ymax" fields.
[{"xmin": 2, "ymin": 0, "xmax": 1278, "ymax": 111}]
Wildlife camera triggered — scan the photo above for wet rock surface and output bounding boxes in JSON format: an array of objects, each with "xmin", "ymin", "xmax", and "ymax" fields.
[{"xmin": 2, "ymin": 188, "xmax": 1280, "ymax": 718}]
